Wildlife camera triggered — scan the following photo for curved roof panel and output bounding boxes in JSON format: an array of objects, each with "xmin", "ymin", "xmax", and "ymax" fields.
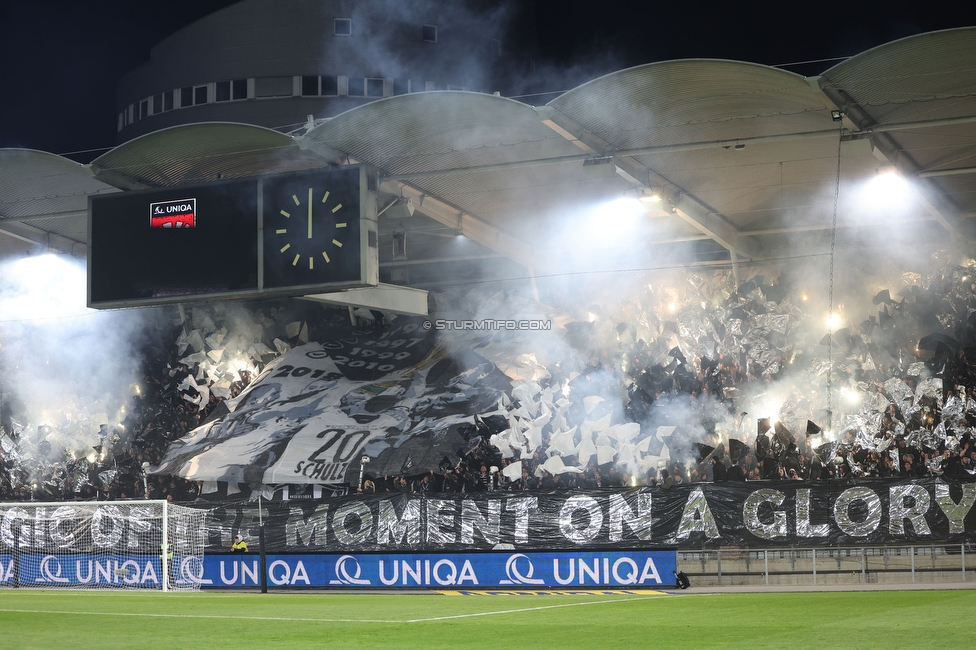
[
  {"xmin": 4, "ymin": 29, "xmax": 974, "ymax": 271},
  {"xmin": 821, "ymin": 28, "xmax": 976, "ymax": 220},
  {"xmin": 822, "ymin": 27, "xmax": 976, "ymax": 126},
  {"xmin": 91, "ymin": 122, "xmax": 328, "ymax": 188},
  {"xmin": 0, "ymin": 149, "xmax": 117, "ymax": 219},
  {"xmin": 306, "ymin": 91, "xmax": 626, "ymax": 242},
  {"xmin": 306, "ymin": 91, "xmax": 579, "ymax": 175},
  {"xmin": 546, "ymin": 59, "xmax": 879, "ymax": 245},
  {"xmin": 549, "ymin": 60, "xmax": 836, "ymax": 150},
  {"xmin": 0, "ymin": 149, "xmax": 119, "ymax": 249}
]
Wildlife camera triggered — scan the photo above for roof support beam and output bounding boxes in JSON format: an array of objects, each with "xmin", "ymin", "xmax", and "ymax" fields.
[
  {"xmin": 537, "ymin": 105, "xmax": 758, "ymax": 260},
  {"xmin": 381, "ymin": 113, "xmax": 976, "ymax": 184},
  {"xmin": 385, "ymin": 153, "xmax": 590, "ymax": 181},
  {"xmin": 670, "ymin": 193, "xmax": 760, "ymax": 259},
  {"xmin": 0, "ymin": 209, "xmax": 87, "ymax": 223},
  {"xmin": 918, "ymin": 166, "xmax": 976, "ymax": 179},
  {"xmin": 380, "ymin": 253, "xmax": 504, "ymax": 267},
  {"xmin": 378, "ymin": 179, "xmax": 534, "ymax": 268},
  {"xmin": 535, "ymin": 106, "xmax": 648, "ymax": 186},
  {"xmin": 383, "ymin": 129, "xmax": 842, "ymax": 182},
  {"xmin": 298, "ymin": 135, "xmax": 537, "ymax": 269},
  {"xmin": 303, "ymin": 283, "xmax": 428, "ymax": 317},
  {"xmin": 295, "ymin": 137, "xmax": 347, "ymax": 165},
  {"xmin": 88, "ymin": 167, "xmax": 152, "ymax": 191},
  {"xmin": 647, "ymin": 215, "xmax": 939, "ymax": 245},
  {"xmin": 0, "ymin": 218, "xmax": 85, "ymax": 254},
  {"xmin": 817, "ymin": 82, "xmax": 971, "ymax": 241}
]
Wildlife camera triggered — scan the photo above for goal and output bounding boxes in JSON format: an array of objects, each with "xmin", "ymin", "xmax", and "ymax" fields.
[{"xmin": 0, "ymin": 500, "xmax": 207, "ymax": 591}]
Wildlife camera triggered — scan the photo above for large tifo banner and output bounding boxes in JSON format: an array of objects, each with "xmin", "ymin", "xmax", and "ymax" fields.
[
  {"xmin": 206, "ymin": 479, "xmax": 976, "ymax": 552},
  {"xmin": 198, "ymin": 550, "xmax": 676, "ymax": 589},
  {"xmin": 154, "ymin": 321, "xmax": 511, "ymax": 484}
]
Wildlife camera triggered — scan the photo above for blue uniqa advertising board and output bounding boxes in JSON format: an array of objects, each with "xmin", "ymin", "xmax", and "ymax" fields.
[{"xmin": 0, "ymin": 550, "xmax": 676, "ymax": 589}]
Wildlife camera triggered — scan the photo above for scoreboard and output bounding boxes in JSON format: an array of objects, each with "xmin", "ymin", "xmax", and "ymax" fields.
[{"xmin": 88, "ymin": 167, "xmax": 377, "ymax": 308}]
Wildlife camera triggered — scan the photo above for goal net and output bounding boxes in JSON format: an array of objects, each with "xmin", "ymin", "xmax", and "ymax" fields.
[{"xmin": 0, "ymin": 500, "xmax": 207, "ymax": 591}]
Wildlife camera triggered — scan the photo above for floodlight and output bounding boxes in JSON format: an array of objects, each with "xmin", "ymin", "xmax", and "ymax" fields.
[{"xmin": 639, "ymin": 187, "xmax": 663, "ymax": 203}]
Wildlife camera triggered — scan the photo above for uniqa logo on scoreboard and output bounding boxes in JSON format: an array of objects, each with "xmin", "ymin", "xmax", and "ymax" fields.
[
  {"xmin": 198, "ymin": 550, "xmax": 677, "ymax": 588},
  {"xmin": 149, "ymin": 198, "xmax": 196, "ymax": 229}
]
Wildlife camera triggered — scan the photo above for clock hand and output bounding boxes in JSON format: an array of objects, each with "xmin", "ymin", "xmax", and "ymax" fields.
[{"xmin": 307, "ymin": 188, "xmax": 313, "ymax": 239}]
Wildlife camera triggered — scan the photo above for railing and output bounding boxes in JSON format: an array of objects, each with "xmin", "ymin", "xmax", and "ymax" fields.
[{"xmin": 678, "ymin": 545, "xmax": 976, "ymax": 586}]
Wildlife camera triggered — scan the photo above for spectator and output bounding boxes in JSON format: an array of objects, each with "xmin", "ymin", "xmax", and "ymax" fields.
[{"xmin": 231, "ymin": 535, "xmax": 248, "ymax": 553}]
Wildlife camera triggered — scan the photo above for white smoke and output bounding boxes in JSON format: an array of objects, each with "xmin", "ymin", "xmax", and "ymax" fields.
[{"xmin": 0, "ymin": 254, "xmax": 148, "ymax": 456}]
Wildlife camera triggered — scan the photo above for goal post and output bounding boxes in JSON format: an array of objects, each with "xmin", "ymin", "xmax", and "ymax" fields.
[{"xmin": 0, "ymin": 500, "xmax": 207, "ymax": 590}]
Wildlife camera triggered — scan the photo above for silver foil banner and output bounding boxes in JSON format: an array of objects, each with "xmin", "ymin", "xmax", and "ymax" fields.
[{"xmin": 743, "ymin": 488, "xmax": 788, "ymax": 539}]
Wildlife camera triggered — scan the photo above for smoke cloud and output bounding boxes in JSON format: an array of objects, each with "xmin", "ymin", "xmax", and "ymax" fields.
[
  {"xmin": 0, "ymin": 254, "xmax": 148, "ymax": 458},
  {"xmin": 322, "ymin": 0, "xmax": 511, "ymax": 92}
]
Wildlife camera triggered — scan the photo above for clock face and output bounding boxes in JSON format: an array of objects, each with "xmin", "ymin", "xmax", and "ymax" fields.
[{"xmin": 262, "ymin": 168, "xmax": 362, "ymax": 289}]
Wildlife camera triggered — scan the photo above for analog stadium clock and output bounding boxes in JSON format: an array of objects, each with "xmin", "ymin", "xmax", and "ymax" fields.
[{"xmin": 262, "ymin": 168, "xmax": 364, "ymax": 289}]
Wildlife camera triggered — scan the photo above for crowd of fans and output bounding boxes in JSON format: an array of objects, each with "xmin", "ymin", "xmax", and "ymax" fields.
[
  {"xmin": 362, "ymin": 262, "xmax": 976, "ymax": 493},
  {"xmin": 0, "ymin": 320, "xmax": 257, "ymax": 502},
  {"xmin": 3, "ymin": 258, "xmax": 976, "ymax": 503},
  {"xmin": 362, "ymin": 395, "xmax": 976, "ymax": 496}
]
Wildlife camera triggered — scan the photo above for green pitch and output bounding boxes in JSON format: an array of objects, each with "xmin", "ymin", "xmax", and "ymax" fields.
[{"xmin": 0, "ymin": 588, "xmax": 971, "ymax": 649}]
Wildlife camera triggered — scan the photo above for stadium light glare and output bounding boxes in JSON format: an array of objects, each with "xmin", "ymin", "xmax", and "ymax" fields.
[
  {"xmin": 639, "ymin": 187, "xmax": 663, "ymax": 203},
  {"xmin": 857, "ymin": 166, "xmax": 915, "ymax": 214},
  {"xmin": 588, "ymin": 197, "xmax": 645, "ymax": 240},
  {"xmin": 1, "ymin": 254, "xmax": 91, "ymax": 322}
]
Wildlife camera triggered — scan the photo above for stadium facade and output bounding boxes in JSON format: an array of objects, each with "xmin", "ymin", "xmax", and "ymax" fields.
[{"xmin": 115, "ymin": 0, "xmax": 510, "ymax": 142}]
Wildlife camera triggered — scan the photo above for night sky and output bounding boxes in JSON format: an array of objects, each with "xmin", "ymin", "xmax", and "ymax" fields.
[
  {"xmin": 0, "ymin": 1, "xmax": 237, "ymax": 159},
  {"xmin": 1, "ymin": 0, "xmax": 975, "ymax": 161}
]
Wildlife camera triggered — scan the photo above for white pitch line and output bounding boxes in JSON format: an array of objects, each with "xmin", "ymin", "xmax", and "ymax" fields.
[
  {"xmin": 0, "ymin": 608, "xmax": 398, "ymax": 624},
  {"xmin": 404, "ymin": 595, "xmax": 662, "ymax": 623},
  {"xmin": 0, "ymin": 596, "xmax": 667, "ymax": 625}
]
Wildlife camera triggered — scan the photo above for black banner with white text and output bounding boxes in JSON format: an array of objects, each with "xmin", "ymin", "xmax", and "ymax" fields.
[{"xmin": 203, "ymin": 478, "xmax": 976, "ymax": 552}]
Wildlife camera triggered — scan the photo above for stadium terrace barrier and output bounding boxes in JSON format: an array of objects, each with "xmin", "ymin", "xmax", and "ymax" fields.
[
  {"xmin": 204, "ymin": 479, "xmax": 976, "ymax": 553},
  {"xmin": 678, "ymin": 544, "xmax": 976, "ymax": 587}
]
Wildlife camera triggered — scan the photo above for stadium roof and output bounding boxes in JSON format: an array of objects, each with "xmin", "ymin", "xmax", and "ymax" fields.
[{"xmin": 1, "ymin": 27, "xmax": 974, "ymax": 285}]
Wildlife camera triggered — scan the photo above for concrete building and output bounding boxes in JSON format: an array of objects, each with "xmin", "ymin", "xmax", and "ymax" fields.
[{"xmin": 116, "ymin": 0, "xmax": 508, "ymax": 142}]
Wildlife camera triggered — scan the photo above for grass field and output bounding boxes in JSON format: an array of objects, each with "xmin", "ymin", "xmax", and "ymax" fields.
[{"xmin": 0, "ymin": 588, "xmax": 971, "ymax": 649}]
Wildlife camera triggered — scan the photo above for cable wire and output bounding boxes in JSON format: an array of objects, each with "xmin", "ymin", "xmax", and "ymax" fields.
[{"xmin": 826, "ymin": 122, "xmax": 844, "ymax": 431}]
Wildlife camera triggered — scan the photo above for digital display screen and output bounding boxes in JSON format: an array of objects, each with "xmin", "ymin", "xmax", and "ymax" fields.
[
  {"xmin": 87, "ymin": 168, "xmax": 370, "ymax": 309},
  {"xmin": 89, "ymin": 180, "xmax": 259, "ymax": 306},
  {"xmin": 150, "ymin": 198, "xmax": 196, "ymax": 228}
]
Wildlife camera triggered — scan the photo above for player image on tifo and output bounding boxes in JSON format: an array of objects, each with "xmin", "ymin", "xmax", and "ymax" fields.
[{"xmin": 151, "ymin": 320, "xmax": 507, "ymax": 487}]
